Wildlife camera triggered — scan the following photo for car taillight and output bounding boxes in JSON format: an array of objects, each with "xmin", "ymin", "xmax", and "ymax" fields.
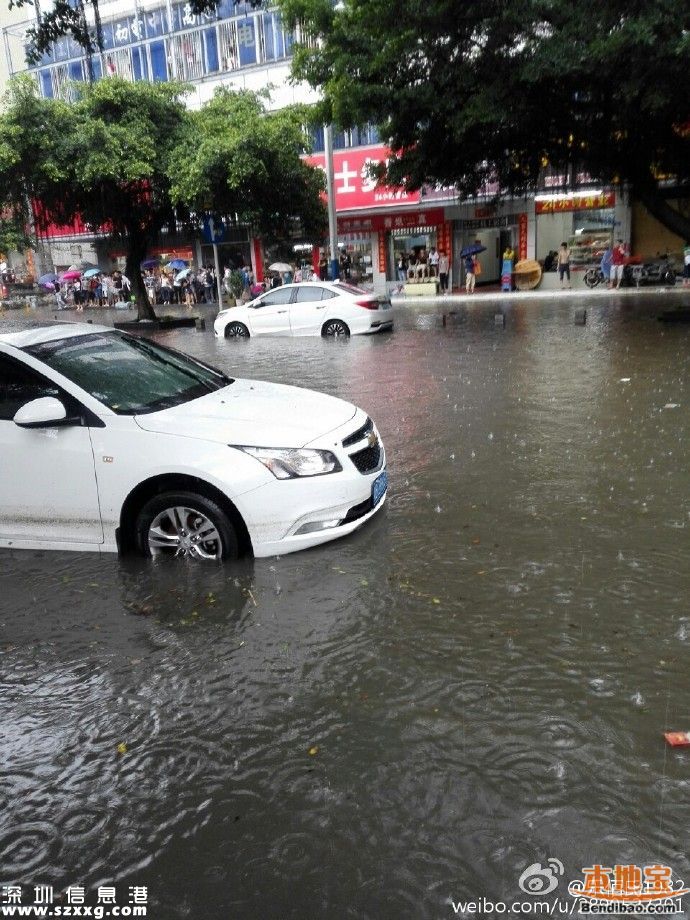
[{"xmin": 355, "ymin": 298, "xmax": 378, "ymax": 310}]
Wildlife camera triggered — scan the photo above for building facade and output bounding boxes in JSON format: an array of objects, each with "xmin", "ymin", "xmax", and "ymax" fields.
[{"xmin": 2, "ymin": 1, "xmax": 648, "ymax": 292}]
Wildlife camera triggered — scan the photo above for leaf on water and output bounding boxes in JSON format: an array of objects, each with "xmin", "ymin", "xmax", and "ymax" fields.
[
  {"xmin": 117, "ymin": 742, "xmax": 127, "ymax": 755},
  {"xmin": 308, "ymin": 745, "xmax": 319, "ymax": 756},
  {"xmin": 471, "ymin": 537, "xmax": 481, "ymax": 544},
  {"xmin": 432, "ymin": 598, "xmax": 441, "ymax": 604},
  {"xmin": 360, "ymin": 578, "xmax": 369, "ymax": 586},
  {"xmin": 477, "ymin": 570, "xmax": 487, "ymax": 575}
]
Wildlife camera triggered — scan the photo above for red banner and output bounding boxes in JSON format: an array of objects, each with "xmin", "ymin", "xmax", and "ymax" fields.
[
  {"xmin": 377, "ymin": 231, "xmax": 387, "ymax": 273},
  {"xmin": 518, "ymin": 213, "xmax": 528, "ymax": 260},
  {"xmin": 535, "ymin": 191, "xmax": 615, "ymax": 214},
  {"xmin": 437, "ymin": 221, "xmax": 453, "ymax": 262},
  {"xmin": 305, "ymin": 146, "xmax": 422, "ymax": 212},
  {"xmin": 338, "ymin": 208, "xmax": 445, "ymax": 234}
]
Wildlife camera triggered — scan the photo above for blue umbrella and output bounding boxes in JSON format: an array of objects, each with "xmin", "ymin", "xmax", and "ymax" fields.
[
  {"xmin": 460, "ymin": 243, "xmax": 487, "ymax": 258},
  {"xmin": 83, "ymin": 267, "xmax": 101, "ymax": 278},
  {"xmin": 167, "ymin": 258, "xmax": 188, "ymax": 271},
  {"xmin": 141, "ymin": 258, "xmax": 160, "ymax": 269},
  {"xmin": 38, "ymin": 272, "xmax": 58, "ymax": 285}
]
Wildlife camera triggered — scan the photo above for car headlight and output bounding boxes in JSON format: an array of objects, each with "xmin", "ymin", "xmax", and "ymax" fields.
[{"xmin": 233, "ymin": 446, "xmax": 342, "ymax": 479}]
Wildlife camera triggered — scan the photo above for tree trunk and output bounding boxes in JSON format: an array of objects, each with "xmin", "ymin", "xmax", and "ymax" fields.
[
  {"xmin": 636, "ymin": 185, "xmax": 690, "ymax": 243},
  {"xmin": 124, "ymin": 229, "xmax": 156, "ymax": 322}
]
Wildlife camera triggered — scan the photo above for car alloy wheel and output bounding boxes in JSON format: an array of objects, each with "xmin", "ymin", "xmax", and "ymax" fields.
[
  {"xmin": 322, "ymin": 320, "xmax": 350, "ymax": 338},
  {"xmin": 135, "ymin": 491, "xmax": 238, "ymax": 561},
  {"xmin": 225, "ymin": 321, "xmax": 250, "ymax": 338}
]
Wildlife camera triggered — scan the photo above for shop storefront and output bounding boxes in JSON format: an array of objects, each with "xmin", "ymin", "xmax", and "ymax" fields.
[
  {"xmin": 535, "ymin": 190, "xmax": 618, "ymax": 266},
  {"xmin": 445, "ymin": 201, "xmax": 534, "ymax": 286},
  {"xmin": 304, "ymin": 145, "xmax": 457, "ymax": 292}
]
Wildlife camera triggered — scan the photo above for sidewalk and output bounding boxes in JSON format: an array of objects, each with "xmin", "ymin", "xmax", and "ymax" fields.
[{"xmin": 391, "ymin": 284, "xmax": 689, "ymax": 308}]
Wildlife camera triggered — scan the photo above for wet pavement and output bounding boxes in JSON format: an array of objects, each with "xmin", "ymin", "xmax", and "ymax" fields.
[{"xmin": 1, "ymin": 291, "xmax": 689, "ymax": 919}]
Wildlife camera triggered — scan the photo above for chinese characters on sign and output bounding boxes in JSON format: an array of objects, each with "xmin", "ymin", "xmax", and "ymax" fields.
[
  {"xmin": 305, "ymin": 147, "xmax": 423, "ymax": 211},
  {"xmin": 518, "ymin": 213, "xmax": 528, "ymax": 260},
  {"xmin": 0, "ymin": 884, "xmax": 148, "ymax": 908},
  {"xmin": 535, "ymin": 192, "xmax": 615, "ymax": 214}
]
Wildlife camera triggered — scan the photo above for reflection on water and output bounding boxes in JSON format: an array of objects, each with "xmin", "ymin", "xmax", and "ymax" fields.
[{"xmin": 1, "ymin": 295, "xmax": 689, "ymax": 918}]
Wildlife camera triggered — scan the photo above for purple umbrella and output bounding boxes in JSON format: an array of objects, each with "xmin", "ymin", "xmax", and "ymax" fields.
[{"xmin": 141, "ymin": 258, "xmax": 160, "ymax": 269}]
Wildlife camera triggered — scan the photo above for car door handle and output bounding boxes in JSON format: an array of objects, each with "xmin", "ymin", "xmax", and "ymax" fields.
[
  {"xmin": 277, "ymin": 310, "xmax": 288, "ymax": 314},
  {"xmin": 316, "ymin": 305, "xmax": 326, "ymax": 309}
]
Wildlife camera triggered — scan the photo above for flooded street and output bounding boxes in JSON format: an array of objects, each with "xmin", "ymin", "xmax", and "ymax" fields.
[{"xmin": 1, "ymin": 295, "xmax": 689, "ymax": 919}]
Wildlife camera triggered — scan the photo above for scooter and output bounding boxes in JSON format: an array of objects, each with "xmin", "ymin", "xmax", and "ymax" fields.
[{"xmin": 635, "ymin": 255, "xmax": 677, "ymax": 287}]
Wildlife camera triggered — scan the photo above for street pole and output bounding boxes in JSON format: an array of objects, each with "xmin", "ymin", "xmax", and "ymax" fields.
[
  {"xmin": 323, "ymin": 123, "xmax": 339, "ymax": 281},
  {"xmin": 213, "ymin": 241, "xmax": 223, "ymax": 307}
]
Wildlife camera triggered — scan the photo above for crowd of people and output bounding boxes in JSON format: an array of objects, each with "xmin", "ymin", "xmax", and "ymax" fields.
[{"xmin": 396, "ymin": 248, "xmax": 451, "ymax": 292}]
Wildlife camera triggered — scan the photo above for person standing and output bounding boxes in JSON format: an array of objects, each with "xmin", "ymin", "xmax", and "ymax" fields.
[
  {"xmin": 396, "ymin": 252, "xmax": 407, "ymax": 283},
  {"xmin": 611, "ymin": 238, "xmax": 628, "ymax": 289},
  {"xmin": 428, "ymin": 247, "xmax": 440, "ymax": 277},
  {"xmin": 464, "ymin": 252, "xmax": 476, "ymax": 293},
  {"xmin": 557, "ymin": 242, "xmax": 571, "ymax": 289},
  {"xmin": 438, "ymin": 250, "xmax": 450, "ymax": 293},
  {"xmin": 600, "ymin": 245, "xmax": 613, "ymax": 288}
]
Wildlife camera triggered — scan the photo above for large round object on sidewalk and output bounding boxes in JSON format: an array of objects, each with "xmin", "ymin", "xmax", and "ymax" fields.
[{"xmin": 514, "ymin": 259, "xmax": 542, "ymax": 291}]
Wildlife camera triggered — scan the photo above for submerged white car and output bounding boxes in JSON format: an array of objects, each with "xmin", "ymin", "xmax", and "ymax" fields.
[
  {"xmin": 0, "ymin": 323, "xmax": 387, "ymax": 559},
  {"xmin": 213, "ymin": 281, "xmax": 394, "ymax": 338}
]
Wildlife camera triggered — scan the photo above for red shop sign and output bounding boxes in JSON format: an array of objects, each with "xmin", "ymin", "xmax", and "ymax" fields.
[
  {"xmin": 338, "ymin": 208, "xmax": 445, "ymax": 234},
  {"xmin": 305, "ymin": 145, "xmax": 422, "ymax": 212},
  {"xmin": 535, "ymin": 191, "xmax": 615, "ymax": 214}
]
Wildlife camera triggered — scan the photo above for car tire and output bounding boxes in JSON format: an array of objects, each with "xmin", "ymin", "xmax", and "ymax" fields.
[
  {"xmin": 224, "ymin": 321, "xmax": 250, "ymax": 338},
  {"xmin": 322, "ymin": 319, "xmax": 350, "ymax": 338},
  {"xmin": 663, "ymin": 271, "xmax": 676, "ymax": 286},
  {"xmin": 135, "ymin": 491, "xmax": 239, "ymax": 561}
]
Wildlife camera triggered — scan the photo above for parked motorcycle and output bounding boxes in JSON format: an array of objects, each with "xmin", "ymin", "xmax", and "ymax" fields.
[{"xmin": 634, "ymin": 255, "xmax": 677, "ymax": 287}]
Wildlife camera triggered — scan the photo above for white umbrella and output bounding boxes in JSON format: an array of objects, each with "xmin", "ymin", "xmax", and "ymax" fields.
[
  {"xmin": 175, "ymin": 268, "xmax": 192, "ymax": 281},
  {"xmin": 268, "ymin": 262, "xmax": 293, "ymax": 273}
]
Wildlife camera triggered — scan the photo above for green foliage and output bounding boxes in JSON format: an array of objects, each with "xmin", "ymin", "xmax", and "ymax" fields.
[
  {"xmin": 278, "ymin": 0, "xmax": 690, "ymax": 234},
  {"xmin": 229, "ymin": 269, "xmax": 245, "ymax": 299},
  {"xmin": 169, "ymin": 88, "xmax": 326, "ymax": 244},
  {"xmin": 0, "ymin": 76, "xmax": 326, "ymax": 318}
]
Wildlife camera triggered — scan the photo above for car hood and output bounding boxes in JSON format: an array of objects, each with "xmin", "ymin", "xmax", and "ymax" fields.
[{"xmin": 134, "ymin": 378, "xmax": 357, "ymax": 447}]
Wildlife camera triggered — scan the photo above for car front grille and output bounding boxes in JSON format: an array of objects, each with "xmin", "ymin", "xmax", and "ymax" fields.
[
  {"xmin": 349, "ymin": 442, "xmax": 382, "ymax": 474},
  {"xmin": 342, "ymin": 416, "xmax": 373, "ymax": 448}
]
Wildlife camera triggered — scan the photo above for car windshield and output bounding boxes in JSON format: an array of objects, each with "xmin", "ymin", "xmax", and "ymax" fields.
[{"xmin": 25, "ymin": 331, "xmax": 233, "ymax": 414}]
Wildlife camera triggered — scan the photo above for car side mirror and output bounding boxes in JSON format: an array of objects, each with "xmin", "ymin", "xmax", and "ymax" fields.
[{"xmin": 13, "ymin": 396, "xmax": 71, "ymax": 428}]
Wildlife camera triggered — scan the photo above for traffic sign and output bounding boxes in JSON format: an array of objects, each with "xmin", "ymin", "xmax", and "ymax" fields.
[{"xmin": 202, "ymin": 215, "xmax": 226, "ymax": 244}]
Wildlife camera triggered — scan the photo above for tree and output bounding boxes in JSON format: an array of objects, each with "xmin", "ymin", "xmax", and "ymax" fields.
[
  {"xmin": 0, "ymin": 76, "xmax": 190, "ymax": 320},
  {"xmin": 277, "ymin": 0, "xmax": 690, "ymax": 240},
  {"xmin": 0, "ymin": 78, "xmax": 326, "ymax": 321},
  {"xmin": 168, "ymin": 88, "xmax": 326, "ymax": 247}
]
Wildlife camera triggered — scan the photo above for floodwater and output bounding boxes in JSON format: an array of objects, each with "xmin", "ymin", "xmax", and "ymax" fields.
[{"xmin": 1, "ymin": 293, "xmax": 689, "ymax": 919}]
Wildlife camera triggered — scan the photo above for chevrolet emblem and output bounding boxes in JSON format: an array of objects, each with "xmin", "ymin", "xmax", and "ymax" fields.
[{"xmin": 367, "ymin": 431, "xmax": 378, "ymax": 448}]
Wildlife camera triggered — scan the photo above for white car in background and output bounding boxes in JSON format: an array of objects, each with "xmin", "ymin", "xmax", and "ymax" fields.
[
  {"xmin": 213, "ymin": 281, "xmax": 394, "ymax": 339},
  {"xmin": 0, "ymin": 323, "xmax": 388, "ymax": 560}
]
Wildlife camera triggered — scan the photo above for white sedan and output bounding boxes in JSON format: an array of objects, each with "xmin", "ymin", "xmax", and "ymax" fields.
[
  {"xmin": 213, "ymin": 281, "xmax": 394, "ymax": 338},
  {"xmin": 0, "ymin": 323, "xmax": 388, "ymax": 560}
]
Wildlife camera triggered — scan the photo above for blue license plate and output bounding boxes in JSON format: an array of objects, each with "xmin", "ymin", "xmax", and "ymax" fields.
[{"xmin": 372, "ymin": 470, "xmax": 388, "ymax": 507}]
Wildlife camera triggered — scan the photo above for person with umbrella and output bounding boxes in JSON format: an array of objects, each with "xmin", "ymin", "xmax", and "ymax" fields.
[
  {"xmin": 464, "ymin": 251, "xmax": 478, "ymax": 293},
  {"xmin": 460, "ymin": 242, "xmax": 485, "ymax": 294}
]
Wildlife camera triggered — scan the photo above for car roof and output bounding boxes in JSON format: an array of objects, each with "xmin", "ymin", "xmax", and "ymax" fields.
[{"xmin": 0, "ymin": 321, "xmax": 114, "ymax": 349}]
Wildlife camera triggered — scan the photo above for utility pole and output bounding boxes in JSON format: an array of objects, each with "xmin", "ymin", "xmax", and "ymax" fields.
[{"xmin": 323, "ymin": 124, "xmax": 339, "ymax": 281}]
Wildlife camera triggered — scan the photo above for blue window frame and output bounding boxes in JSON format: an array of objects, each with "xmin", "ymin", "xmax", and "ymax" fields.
[
  {"xmin": 132, "ymin": 45, "xmax": 148, "ymax": 80},
  {"xmin": 204, "ymin": 28, "xmax": 219, "ymax": 72},
  {"xmin": 149, "ymin": 41, "xmax": 168, "ymax": 81}
]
